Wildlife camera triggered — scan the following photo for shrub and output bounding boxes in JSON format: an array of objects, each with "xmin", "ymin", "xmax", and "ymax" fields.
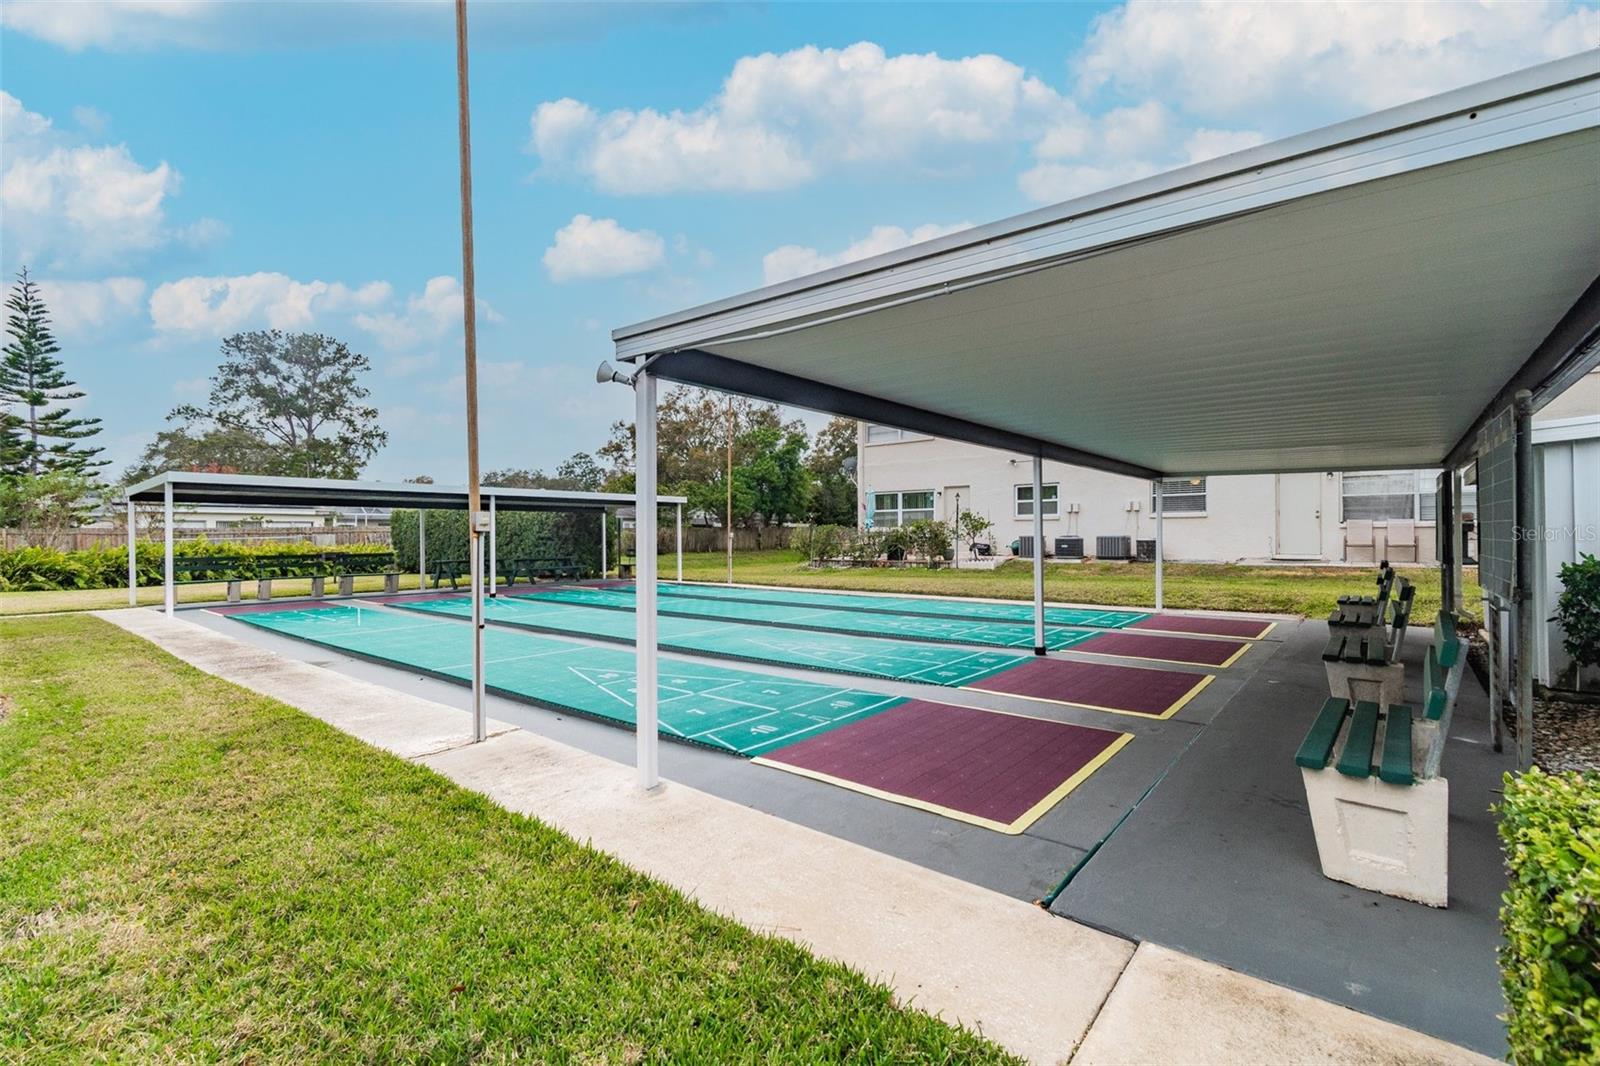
[
  {"xmin": 903, "ymin": 519, "xmax": 953, "ymax": 563},
  {"xmin": 0, "ymin": 538, "xmax": 395, "ymax": 592},
  {"xmin": 1552, "ymin": 553, "xmax": 1600, "ymax": 679},
  {"xmin": 1498, "ymin": 767, "xmax": 1600, "ymax": 1064},
  {"xmin": 389, "ymin": 509, "xmax": 603, "ymax": 577}
]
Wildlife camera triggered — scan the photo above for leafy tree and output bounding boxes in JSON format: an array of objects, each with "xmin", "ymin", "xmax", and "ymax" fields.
[
  {"xmin": 733, "ymin": 425, "xmax": 810, "ymax": 527},
  {"xmin": 0, "ymin": 467, "xmax": 98, "ymax": 529},
  {"xmin": 168, "ymin": 330, "xmax": 386, "ymax": 479},
  {"xmin": 1552, "ymin": 553, "xmax": 1600, "ymax": 681},
  {"xmin": 806, "ymin": 415, "xmax": 858, "ymax": 525},
  {"xmin": 0, "ymin": 268, "xmax": 105, "ymax": 478},
  {"xmin": 122, "ymin": 425, "xmax": 280, "ymax": 485},
  {"xmin": 485, "ymin": 453, "xmax": 606, "ymax": 492}
]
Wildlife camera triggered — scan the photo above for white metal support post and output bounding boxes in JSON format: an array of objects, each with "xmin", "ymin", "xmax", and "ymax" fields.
[
  {"xmin": 470, "ymin": 525, "xmax": 486, "ymax": 742},
  {"xmin": 1154, "ymin": 478, "xmax": 1165, "ymax": 611},
  {"xmin": 676, "ymin": 503, "xmax": 683, "ymax": 582},
  {"xmin": 635, "ymin": 369, "xmax": 660, "ymax": 789},
  {"xmin": 600, "ymin": 508, "xmax": 608, "ymax": 577},
  {"xmin": 162, "ymin": 480, "xmax": 174, "ymax": 617},
  {"xmin": 1032, "ymin": 454, "xmax": 1046, "ymax": 655},
  {"xmin": 126, "ymin": 498, "xmax": 137, "ymax": 606},
  {"xmin": 418, "ymin": 512, "xmax": 427, "ymax": 591},
  {"xmin": 488, "ymin": 494, "xmax": 497, "ymax": 597}
]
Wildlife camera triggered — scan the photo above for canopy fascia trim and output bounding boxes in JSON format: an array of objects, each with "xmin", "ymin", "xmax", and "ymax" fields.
[
  {"xmin": 123, "ymin": 471, "xmax": 686, "ymax": 512},
  {"xmin": 647, "ymin": 349, "xmax": 1164, "ymax": 479}
]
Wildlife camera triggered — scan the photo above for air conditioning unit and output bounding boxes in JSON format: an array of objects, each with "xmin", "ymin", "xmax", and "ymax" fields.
[
  {"xmin": 1015, "ymin": 535, "xmax": 1036, "ymax": 557},
  {"xmin": 1136, "ymin": 539, "xmax": 1157, "ymax": 562},
  {"xmin": 1097, "ymin": 535, "xmax": 1132, "ymax": 560},
  {"xmin": 1055, "ymin": 536, "xmax": 1084, "ymax": 559}
]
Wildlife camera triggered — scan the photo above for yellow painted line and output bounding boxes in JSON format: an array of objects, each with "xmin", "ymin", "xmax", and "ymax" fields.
[
  {"xmin": 960, "ymin": 670, "xmax": 1215, "ymax": 721},
  {"xmin": 753, "ymin": 731, "xmax": 1133, "ymax": 835}
]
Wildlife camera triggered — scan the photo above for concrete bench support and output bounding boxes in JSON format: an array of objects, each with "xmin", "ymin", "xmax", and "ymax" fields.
[
  {"xmin": 226, "ymin": 580, "xmax": 242, "ymax": 603},
  {"xmin": 1301, "ymin": 767, "xmax": 1448, "ymax": 907},
  {"xmin": 1324, "ymin": 659, "xmax": 1404, "ymax": 706},
  {"xmin": 256, "ymin": 579, "xmax": 273, "ymax": 601}
]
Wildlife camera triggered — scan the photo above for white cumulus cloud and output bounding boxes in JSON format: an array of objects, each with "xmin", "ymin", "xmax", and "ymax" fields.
[
  {"xmin": 354, "ymin": 275, "xmax": 499, "ymax": 349},
  {"xmin": 0, "ymin": 91, "xmax": 220, "ymax": 271},
  {"xmin": 530, "ymin": 42, "xmax": 1069, "ymax": 195},
  {"xmin": 542, "ymin": 214, "xmax": 666, "ymax": 282},
  {"xmin": 1075, "ymin": 0, "xmax": 1600, "ymax": 120},
  {"xmin": 34, "ymin": 276, "xmax": 147, "ymax": 338},
  {"xmin": 763, "ymin": 222, "xmax": 973, "ymax": 286}
]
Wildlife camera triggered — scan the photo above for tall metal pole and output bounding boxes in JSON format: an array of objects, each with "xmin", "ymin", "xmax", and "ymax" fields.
[
  {"xmin": 1513, "ymin": 389, "xmax": 1535, "ymax": 769},
  {"xmin": 454, "ymin": 0, "xmax": 485, "ymax": 743},
  {"xmin": 163, "ymin": 480, "xmax": 174, "ymax": 617},
  {"xmin": 126, "ymin": 498, "xmax": 137, "ymax": 606},
  {"xmin": 600, "ymin": 507, "xmax": 608, "ymax": 577},
  {"xmin": 1153, "ymin": 478, "xmax": 1165, "ymax": 611},
  {"xmin": 488, "ymin": 493, "xmax": 497, "ymax": 598},
  {"xmin": 726, "ymin": 397, "xmax": 734, "ymax": 585},
  {"xmin": 676, "ymin": 502, "xmax": 683, "ymax": 582},
  {"xmin": 418, "ymin": 511, "xmax": 427, "ymax": 590},
  {"xmin": 1032, "ymin": 454, "xmax": 1045, "ymax": 655},
  {"xmin": 635, "ymin": 369, "xmax": 660, "ymax": 789}
]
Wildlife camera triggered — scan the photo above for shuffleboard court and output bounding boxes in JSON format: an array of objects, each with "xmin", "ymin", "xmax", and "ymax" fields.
[
  {"xmin": 1128, "ymin": 613, "xmax": 1278, "ymax": 639},
  {"xmin": 389, "ymin": 594, "xmax": 1028, "ymax": 687},
  {"xmin": 511, "ymin": 585, "xmax": 1097, "ymax": 651},
  {"xmin": 222, "ymin": 603, "xmax": 905, "ymax": 756},
  {"xmin": 755, "ymin": 699, "xmax": 1131, "ymax": 834},
  {"xmin": 1072, "ymin": 630, "xmax": 1251, "ymax": 668},
  {"xmin": 965, "ymin": 658, "xmax": 1214, "ymax": 719},
  {"xmin": 633, "ymin": 582, "xmax": 1149, "ymax": 629}
]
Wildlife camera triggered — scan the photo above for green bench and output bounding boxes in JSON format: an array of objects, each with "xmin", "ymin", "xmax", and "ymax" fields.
[
  {"xmin": 1328, "ymin": 563, "xmax": 1395, "ymax": 626},
  {"xmin": 1323, "ymin": 580, "xmax": 1412, "ymax": 706},
  {"xmin": 322, "ymin": 551, "xmax": 399, "ymax": 596},
  {"xmin": 170, "ymin": 555, "xmax": 248, "ymax": 602},
  {"xmin": 1416, "ymin": 611, "xmax": 1466, "ymax": 778},
  {"xmin": 1336, "ymin": 560, "xmax": 1393, "ymax": 605},
  {"xmin": 1295, "ymin": 692, "xmax": 1449, "ymax": 906},
  {"xmin": 430, "ymin": 558, "xmax": 473, "ymax": 590},
  {"xmin": 248, "ymin": 553, "xmax": 318, "ymax": 601}
]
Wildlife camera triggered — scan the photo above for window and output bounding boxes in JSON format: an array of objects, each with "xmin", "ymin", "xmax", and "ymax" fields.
[
  {"xmin": 1341, "ymin": 471, "xmax": 1442, "ymax": 522},
  {"xmin": 866, "ymin": 424, "xmax": 914, "ymax": 444},
  {"xmin": 870, "ymin": 490, "xmax": 934, "ymax": 528},
  {"xmin": 1153, "ymin": 477, "xmax": 1207, "ymax": 514},
  {"xmin": 1014, "ymin": 483, "xmax": 1059, "ymax": 518}
]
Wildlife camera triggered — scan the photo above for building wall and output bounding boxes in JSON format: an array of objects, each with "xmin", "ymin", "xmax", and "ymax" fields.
[
  {"xmin": 855, "ymin": 426, "xmax": 1444, "ymax": 564},
  {"xmin": 1532, "ymin": 414, "xmax": 1600, "ymax": 687}
]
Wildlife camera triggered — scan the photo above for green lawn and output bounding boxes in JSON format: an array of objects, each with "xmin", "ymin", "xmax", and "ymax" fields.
[
  {"xmin": 677, "ymin": 550, "xmax": 1482, "ymax": 624},
  {"xmin": 0, "ymin": 572, "xmax": 430, "ymax": 616},
  {"xmin": 0, "ymin": 615, "xmax": 1015, "ymax": 1063}
]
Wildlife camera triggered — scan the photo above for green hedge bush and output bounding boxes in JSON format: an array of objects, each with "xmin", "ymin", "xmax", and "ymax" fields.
[
  {"xmin": 0, "ymin": 539, "xmax": 392, "ymax": 592},
  {"xmin": 390, "ymin": 509, "xmax": 605, "ymax": 577},
  {"xmin": 1499, "ymin": 767, "xmax": 1600, "ymax": 1064}
]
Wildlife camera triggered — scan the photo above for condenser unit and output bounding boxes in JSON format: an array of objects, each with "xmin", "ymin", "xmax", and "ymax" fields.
[
  {"xmin": 1096, "ymin": 535, "xmax": 1132, "ymax": 560},
  {"xmin": 1054, "ymin": 536, "xmax": 1084, "ymax": 559}
]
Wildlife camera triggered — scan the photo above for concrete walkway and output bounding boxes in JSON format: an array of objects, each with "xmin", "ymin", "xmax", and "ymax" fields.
[{"xmin": 99, "ymin": 608, "xmax": 1496, "ymax": 1065}]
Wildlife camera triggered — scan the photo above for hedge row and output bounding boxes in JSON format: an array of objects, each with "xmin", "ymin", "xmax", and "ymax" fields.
[
  {"xmin": 389, "ymin": 509, "xmax": 606, "ymax": 577},
  {"xmin": 0, "ymin": 540, "xmax": 391, "ymax": 592},
  {"xmin": 1499, "ymin": 767, "xmax": 1600, "ymax": 1064}
]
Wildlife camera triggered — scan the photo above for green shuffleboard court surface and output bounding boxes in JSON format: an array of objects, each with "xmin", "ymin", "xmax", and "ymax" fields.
[
  {"xmin": 514, "ymin": 585, "xmax": 1097, "ymax": 651},
  {"xmin": 394, "ymin": 594, "xmax": 1027, "ymax": 687},
  {"xmin": 643, "ymin": 582, "xmax": 1150, "ymax": 630},
  {"xmin": 228, "ymin": 603, "xmax": 905, "ymax": 756}
]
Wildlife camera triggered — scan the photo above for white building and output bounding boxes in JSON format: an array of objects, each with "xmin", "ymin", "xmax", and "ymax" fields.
[{"xmin": 856, "ymin": 370, "xmax": 1599, "ymax": 567}]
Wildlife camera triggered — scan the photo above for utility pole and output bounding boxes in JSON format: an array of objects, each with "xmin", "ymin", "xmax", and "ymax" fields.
[{"xmin": 454, "ymin": 0, "xmax": 485, "ymax": 742}]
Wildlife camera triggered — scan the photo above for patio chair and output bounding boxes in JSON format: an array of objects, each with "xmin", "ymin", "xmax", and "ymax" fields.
[
  {"xmin": 1343, "ymin": 519, "xmax": 1375, "ymax": 563},
  {"xmin": 1385, "ymin": 518, "xmax": 1418, "ymax": 563}
]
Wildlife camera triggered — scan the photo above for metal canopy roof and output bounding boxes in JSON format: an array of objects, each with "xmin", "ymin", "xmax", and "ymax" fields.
[
  {"xmin": 613, "ymin": 51, "xmax": 1600, "ymax": 478},
  {"xmin": 123, "ymin": 471, "xmax": 685, "ymax": 512}
]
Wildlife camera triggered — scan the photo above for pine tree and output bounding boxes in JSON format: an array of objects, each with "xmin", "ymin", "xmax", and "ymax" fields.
[{"xmin": 0, "ymin": 268, "xmax": 105, "ymax": 479}]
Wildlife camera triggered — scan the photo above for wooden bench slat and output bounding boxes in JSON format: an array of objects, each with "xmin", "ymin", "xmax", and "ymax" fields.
[
  {"xmin": 1296, "ymin": 698, "xmax": 1350, "ymax": 770},
  {"xmin": 1336, "ymin": 701, "xmax": 1381, "ymax": 778},
  {"xmin": 1379, "ymin": 705, "xmax": 1415, "ymax": 785}
]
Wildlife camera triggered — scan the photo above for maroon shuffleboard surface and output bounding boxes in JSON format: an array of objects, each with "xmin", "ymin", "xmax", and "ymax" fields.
[
  {"xmin": 1130, "ymin": 614, "xmax": 1275, "ymax": 639},
  {"xmin": 1075, "ymin": 630, "xmax": 1249, "ymax": 667},
  {"xmin": 757, "ymin": 699, "xmax": 1127, "ymax": 833},
  {"xmin": 968, "ymin": 658, "xmax": 1210, "ymax": 718}
]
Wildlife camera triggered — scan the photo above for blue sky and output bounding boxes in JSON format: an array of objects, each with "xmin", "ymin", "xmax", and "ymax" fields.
[{"xmin": 3, "ymin": 1, "xmax": 1595, "ymax": 481}]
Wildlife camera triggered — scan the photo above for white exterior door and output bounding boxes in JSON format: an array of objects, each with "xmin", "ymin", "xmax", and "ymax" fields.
[{"xmin": 1275, "ymin": 473, "xmax": 1323, "ymax": 558}]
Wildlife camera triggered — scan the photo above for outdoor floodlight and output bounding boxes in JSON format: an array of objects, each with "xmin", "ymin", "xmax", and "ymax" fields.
[{"xmin": 596, "ymin": 360, "xmax": 632, "ymax": 386}]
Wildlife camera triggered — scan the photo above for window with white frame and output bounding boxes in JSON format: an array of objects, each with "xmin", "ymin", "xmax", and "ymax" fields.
[
  {"xmin": 1014, "ymin": 483, "xmax": 1059, "ymax": 518},
  {"xmin": 866, "ymin": 424, "xmax": 914, "ymax": 444},
  {"xmin": 1152, "ymin": 477, "xmax": 1207, "ymax": 514},
  {"xmin": 871, "ymin": 490, "xmax": 934, "ymax": 528},
  {"xmin": 1341, "ymin": 470, "xmax": 1440, "ymax": 522}
]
